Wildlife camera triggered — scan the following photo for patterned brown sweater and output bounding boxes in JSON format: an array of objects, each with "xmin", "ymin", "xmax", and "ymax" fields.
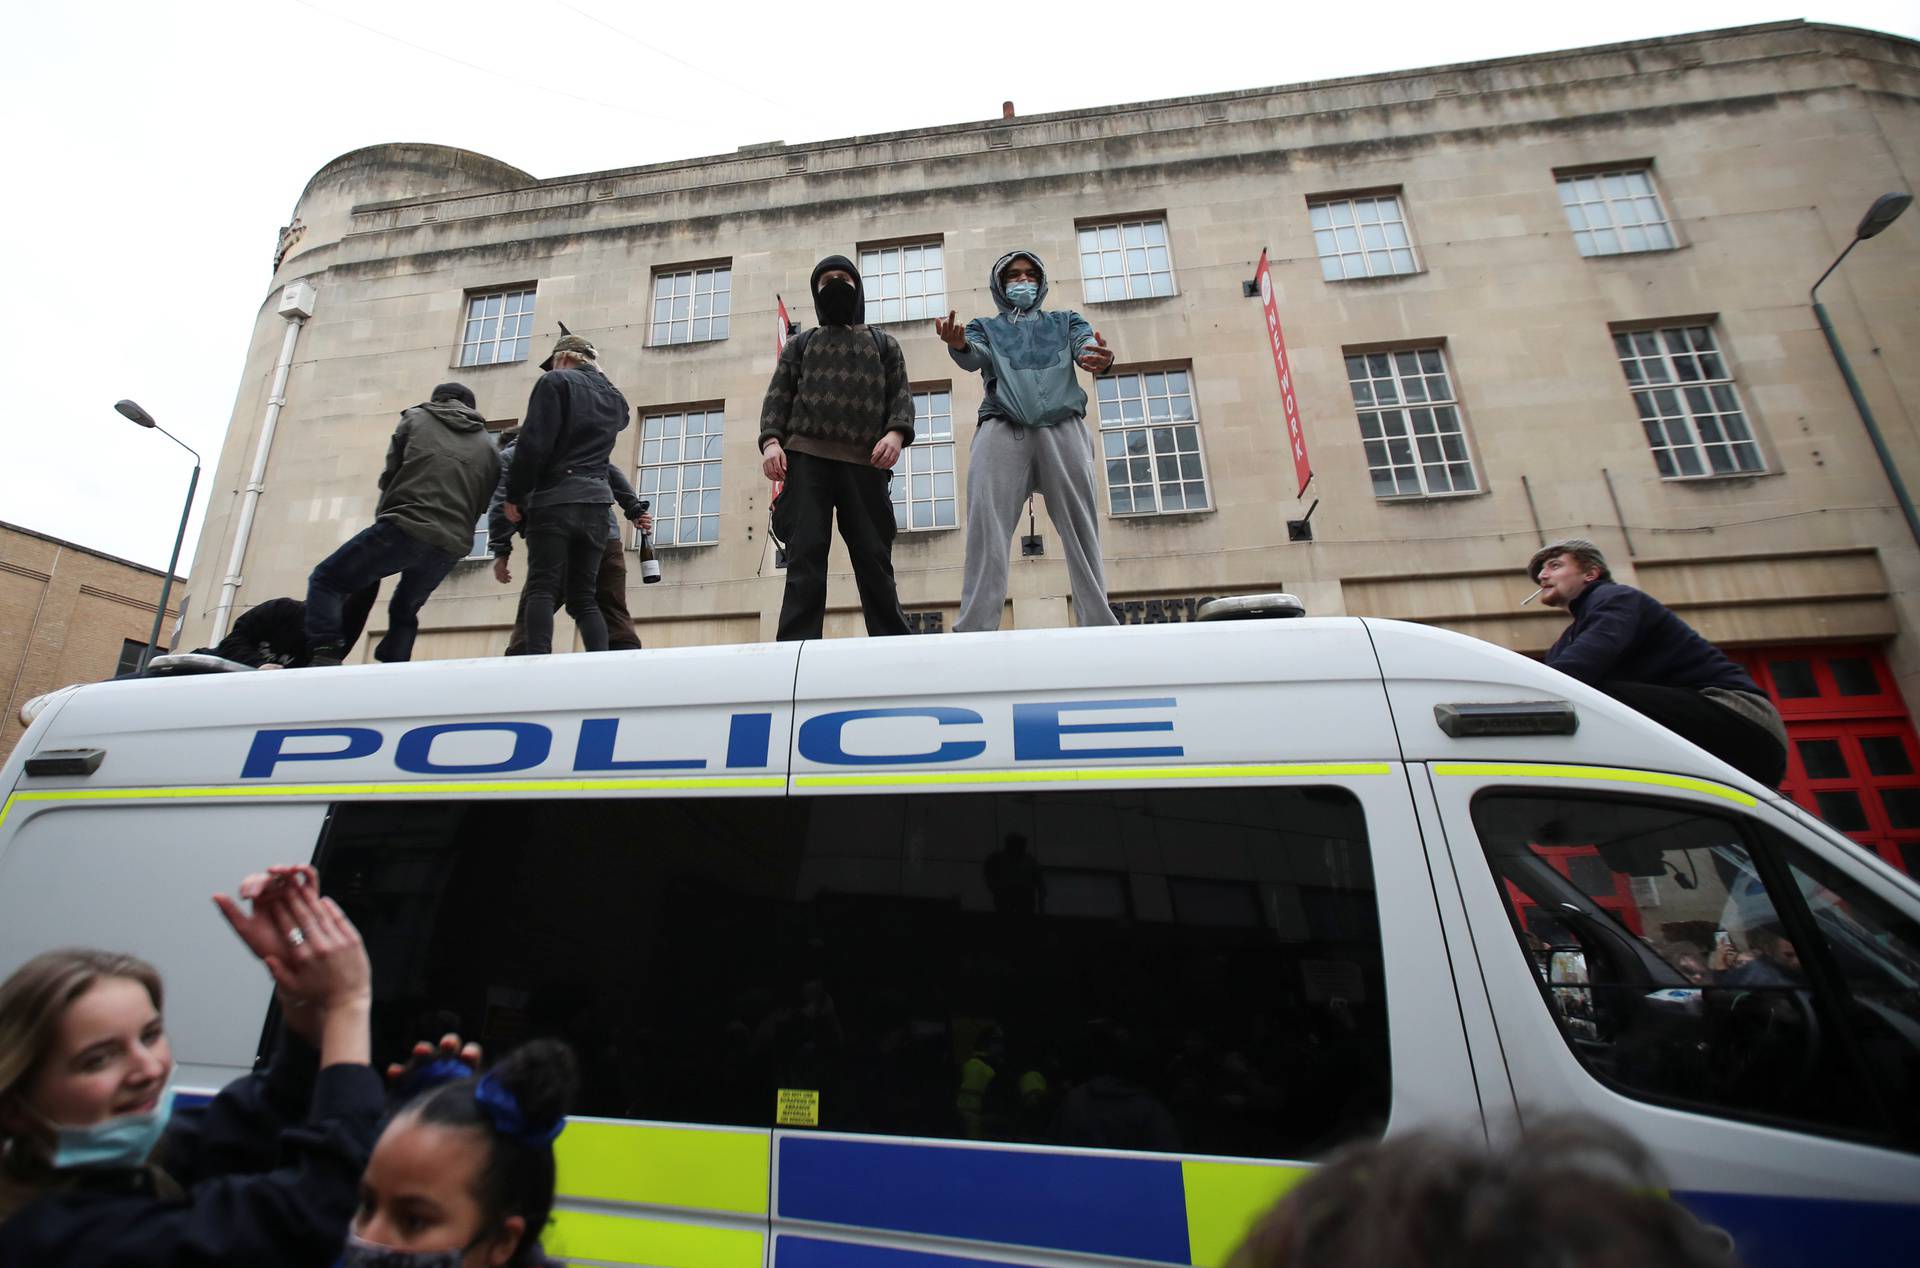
[{"xmin": 758, "ymin": 325, "xmax": 914, "ymax": 465}]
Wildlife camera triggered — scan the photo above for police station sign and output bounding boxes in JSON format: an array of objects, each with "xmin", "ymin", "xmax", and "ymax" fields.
[{"xmin": 1255, "ymin": 249, "xmax": 1311, "ymax": 498}]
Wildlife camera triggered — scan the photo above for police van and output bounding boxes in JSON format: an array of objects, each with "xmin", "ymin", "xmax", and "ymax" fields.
[{"xmin": 2, "ymin": 612, "xmax": 1916, "ymax": 1268}]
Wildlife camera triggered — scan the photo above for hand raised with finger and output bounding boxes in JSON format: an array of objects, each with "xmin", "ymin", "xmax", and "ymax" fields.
[
  {"xmin": 1075, "ymin": 330, "xmax": 1114, "ymax": 371},
  {"xmin": 934, "ymin": 312, "xmax": 968, "ymax": 351}
]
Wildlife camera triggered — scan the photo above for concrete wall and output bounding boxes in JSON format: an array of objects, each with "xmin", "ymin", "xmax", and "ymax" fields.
[{"xmin": 180, "ymin": 21, "xmax": 1920, "ymax": 699}]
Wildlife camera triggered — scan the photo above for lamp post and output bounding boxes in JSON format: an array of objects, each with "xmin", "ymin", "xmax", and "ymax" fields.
[
  {"xmin": 115, "ymin": 400, "xmax": 201, "ymax": 671},
  {"xmin": 1810, "ymin": 191, "xmax": 1916, "ymax": 548}
]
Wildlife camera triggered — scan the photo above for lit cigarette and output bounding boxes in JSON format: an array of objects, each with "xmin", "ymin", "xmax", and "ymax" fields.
[{"xmin": 1522, "ymin": 587, "xmax": 1543, "ymax": 606}]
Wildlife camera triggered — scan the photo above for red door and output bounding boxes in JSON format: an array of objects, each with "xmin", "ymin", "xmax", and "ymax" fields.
[{"xmin": 1730, "ymin": 644, "xmax": 1920, "ymax": 877}]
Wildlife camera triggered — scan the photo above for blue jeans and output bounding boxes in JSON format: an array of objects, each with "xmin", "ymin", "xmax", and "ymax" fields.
[{"xmin": 306, "ymin": 520, "xmax": 459, "ymax": 662}]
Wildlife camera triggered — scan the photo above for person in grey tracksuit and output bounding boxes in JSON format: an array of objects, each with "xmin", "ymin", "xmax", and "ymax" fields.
[{"xmin": 935, "ymin": 249, "xmax": 1120, "ymax": 632}]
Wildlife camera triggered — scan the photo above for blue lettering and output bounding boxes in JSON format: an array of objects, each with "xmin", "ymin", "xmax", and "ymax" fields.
[
  {"xmin": 395, "ymin": 723, "xmax": 551, "ymax": 774},
  {"xmin": 726, "ymin": 712, "xmax": 773, "ymax": 768},
  {"xmin": 574, "ymin": 718, "xmax": 706, "ymax": 771},
  {"xmin": 1013, "ymin": 698, "xmax": 1183, "ymax": 761},
  {"xmin": 242, "ymin": 727, "xmax": 381, "ymax": 779},
  {"xmin": 798, "ymin": 707, "xmax": 985, "ymax": 766}
]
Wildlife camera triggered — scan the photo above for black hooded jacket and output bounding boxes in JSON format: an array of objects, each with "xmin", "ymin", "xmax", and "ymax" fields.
[{"xmin": 757, "ymin": 255, "xmax": 912, "ymax": 465}]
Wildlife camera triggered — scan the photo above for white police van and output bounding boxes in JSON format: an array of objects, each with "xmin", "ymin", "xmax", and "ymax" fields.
[{"xmin": 2, "ymin": 612, "xmax": 1916, "ymax": 1268}]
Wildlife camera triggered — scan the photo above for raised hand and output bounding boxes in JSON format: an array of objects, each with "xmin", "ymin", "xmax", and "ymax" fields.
[
  {"xmin": 1076, "ymin": 330, "xmax": 1114, "ymax": 372},
  {"xmin": 257, "ymin": 885, "xmax": 371, "ymax": 1013},
  {"xmin": 214, "ymin": 865, "xmax": 318, "ymax": 966},
  {"xmin": 387, "ymin": 1031, "xmax": 485, "ymax": 1087},
  {"xmin": 933, "ymin": 311, "xmax": 968, "ymax": 351}
]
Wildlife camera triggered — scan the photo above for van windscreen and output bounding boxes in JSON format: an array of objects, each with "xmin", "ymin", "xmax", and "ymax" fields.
[{"xmin": 316, "ymin": 786, "xmax": 1389, "ymax": 1162}]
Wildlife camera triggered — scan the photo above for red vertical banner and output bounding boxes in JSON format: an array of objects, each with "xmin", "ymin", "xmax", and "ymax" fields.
[{"xmin": 1256, "ymin": 250, "xmax": 1311, "ymax": 498}]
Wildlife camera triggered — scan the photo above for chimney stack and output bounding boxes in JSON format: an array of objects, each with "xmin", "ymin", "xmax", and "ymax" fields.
[{"xmin": 1002, "ymin": 101, "xmax": 1015, "ymax": 119}]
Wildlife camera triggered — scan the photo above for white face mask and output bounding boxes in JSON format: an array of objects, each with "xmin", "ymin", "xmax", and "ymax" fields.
[{"xmin": 40, "ymin": 1085, "xmax": 176, "ymax": 1170}]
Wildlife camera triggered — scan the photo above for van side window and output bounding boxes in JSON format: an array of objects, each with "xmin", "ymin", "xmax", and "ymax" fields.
[
  {"xmin": 1473, "ymin": 793, "xmax": 1920, "ymax": 1149},
  {"xmin": 317, "ymin": 786, "xmax": 1390, "ymax": 1162},
  {"xmin": 1767, "ymin": 827, "xmax": 1920, "ymax": 1138}
]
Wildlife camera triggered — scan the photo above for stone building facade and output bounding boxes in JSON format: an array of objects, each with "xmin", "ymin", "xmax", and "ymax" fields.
[
  {"xmin": 182, "ymin": 21, "xmax": 1920, "ymax": 867},
  {"xmin": 0, "ymin": 523, "xmax": 183, "ymax": 762}
]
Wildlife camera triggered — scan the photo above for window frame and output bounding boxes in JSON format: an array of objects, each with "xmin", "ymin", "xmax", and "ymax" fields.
[
  {"xmin": 1344, "ymin": 343, "xmax": 1480, "ymax": 500},
  {"xmin": 648, "ymin": 262, "xmax": 734, "ymax": 347},
  {"xmin": 1611, "ymin": 321, "xmax": 1766, "ymax": 480},
  {"xmin": 1554, "ymin": 163, "xmax": 1679, "ymax": 258},
  {"xmin": 1092, "ymin": 362, "xmax": 1214, "ymax": 517},
  {"xmin": 1307, "ymin": 190, "xmax": 1421, "ymax": 281},
  {"xmin": 114, "ymin": 638, "xmax": 148, "ymax": 676},
  {"xmin": 1075, "ymin": 214, "xmax": 1177, "ymax": 303},
  {"xmin": 456, "ymin": 286, "xmax": 538, "ymax": 368},
  {"xmin": 891, "ymin": 383, "xmax": 958, "ymax": 532},
  {"xmin": 857, "ymin": 238, "xmax": 947, "ymax": 327},
  {"xmin": 635, "ymin": 403, "xmax": 725, "ymax": 548}
]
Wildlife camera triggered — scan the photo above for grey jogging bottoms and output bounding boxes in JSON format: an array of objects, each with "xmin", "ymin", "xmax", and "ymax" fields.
[{"xmin": 954, "ymin": 418, "xmax": 1119, "ymax": 632}]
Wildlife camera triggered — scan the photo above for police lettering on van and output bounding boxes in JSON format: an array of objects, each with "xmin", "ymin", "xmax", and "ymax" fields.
[{"xmin": 240, "ymin": 698, "xmax": 1184, "ymax": 778}]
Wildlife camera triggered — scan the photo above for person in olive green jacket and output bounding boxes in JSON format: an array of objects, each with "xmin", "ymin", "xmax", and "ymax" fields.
[{"xmin": 305, "ymin": 383, "xmax": 501, "ymax": 665}]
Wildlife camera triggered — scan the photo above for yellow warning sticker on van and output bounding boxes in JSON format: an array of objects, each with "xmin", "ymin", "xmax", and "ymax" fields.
[{"xmin": 776, "ymin": 1088, "xmax": 819, "ymax": 1127}]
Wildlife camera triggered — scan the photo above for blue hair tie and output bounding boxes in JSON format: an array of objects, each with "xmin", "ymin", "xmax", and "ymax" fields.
[{"xmin": 473, "ymin": 1073, "xmax": 565, "ymax": 1147}]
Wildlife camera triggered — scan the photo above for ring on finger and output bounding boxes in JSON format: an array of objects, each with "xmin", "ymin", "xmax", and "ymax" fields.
[{"xmin": 287, "ymin": 926, "xmax": 307, "ymax": 947}]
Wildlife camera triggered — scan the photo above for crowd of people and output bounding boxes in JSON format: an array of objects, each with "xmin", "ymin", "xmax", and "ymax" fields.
[{"xmin": 0, "ymin": 863, "xmax": 1748, "ymax": 1265}]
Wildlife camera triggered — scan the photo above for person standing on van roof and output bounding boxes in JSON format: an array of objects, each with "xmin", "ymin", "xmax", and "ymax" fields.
[
  {"xmin": 305, "ymin": 383, "xmax": 503, "ymax": 667},
  {"xmin": 503, "ymin": 333, "xmax": 632, "ymax": 655},
  {"xmin": 758, "ymin": 256, "xmax": 915, "ymax": 641},
  {"xmin": 936, "ymin": 250, "xmax": 1120, "ymax": 633},
  {"xmin": 1530, "ymin": 538, "xmax": 1787, "ymax": 787},
  {"xmin": 488, "ymin": 439, "xmax": 653, "ymax": 654},
  {"xmin": 0, "ymin": 866, "xmax": 382, "ymax": 1266}
]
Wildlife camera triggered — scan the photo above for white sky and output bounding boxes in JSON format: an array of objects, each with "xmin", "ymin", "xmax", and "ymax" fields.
[{"xmin": 2, "ymin": 2, "xmax": 1914, "ymax": 574}]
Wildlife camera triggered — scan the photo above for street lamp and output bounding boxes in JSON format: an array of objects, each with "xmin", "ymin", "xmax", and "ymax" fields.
[
  {"xmin": 1810, "ymin": 192, "xmax": 1916, "ymax": 547},
  {"xmin": 115, "ymin": 399, "xmax": 201, "ymax": 672}
]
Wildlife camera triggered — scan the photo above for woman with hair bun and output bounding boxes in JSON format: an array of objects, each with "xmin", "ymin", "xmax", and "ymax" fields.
[{"xmin": 348, "ymin": 1038, "xmax": 579, "ymax": 1267}]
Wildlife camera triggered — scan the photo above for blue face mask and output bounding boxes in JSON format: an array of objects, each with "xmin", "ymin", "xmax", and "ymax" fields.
[
  {"xmin": 340, "ymin": 1230, "xmax": 479, "ymax": 1268},
  {"xmin": 46, "ymin": 1085, "xmax": 175, "ymax": 1170},
  {"xmin": 1005, "ymin": 280, "xmax": 1039, "ymax": 309}
]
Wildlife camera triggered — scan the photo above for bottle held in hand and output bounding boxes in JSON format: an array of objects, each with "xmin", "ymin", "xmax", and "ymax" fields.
[{"xmin": 638, "ymin": 499, "xmax": 662, "ymax": 584}]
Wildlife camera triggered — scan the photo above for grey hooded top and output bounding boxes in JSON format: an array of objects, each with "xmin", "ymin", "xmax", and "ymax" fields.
[
  {"xmin": 948, "ymin": 248, "xmax": 1098, "ymax": 429},
  {"xmin": 375, "ymin": 399, "xmax": 504, "ymax": 558}
]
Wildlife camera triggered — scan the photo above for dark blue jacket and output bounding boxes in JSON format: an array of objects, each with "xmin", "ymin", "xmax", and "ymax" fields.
[
  {"xmin": 1545, "ymin": 579, "xmax": 1762, "ymax": 695},
  {"xmin": 0, "ymin": 1034, "xmax": 383, "ymax": 1266}
]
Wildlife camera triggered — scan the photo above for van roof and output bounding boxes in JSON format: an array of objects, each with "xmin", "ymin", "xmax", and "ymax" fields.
[{"xmin": 6, "ymin": 620, "xmax": 1767, "ymax": 797}]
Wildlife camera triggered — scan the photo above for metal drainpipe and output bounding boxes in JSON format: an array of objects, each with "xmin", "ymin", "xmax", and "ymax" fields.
[{"xmin": 210, "ymin": 313, "xmax": 305, "ymax": 643}]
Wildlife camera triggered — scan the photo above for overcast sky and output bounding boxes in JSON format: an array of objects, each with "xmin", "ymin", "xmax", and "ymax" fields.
[{"xmin": 2, "ymin": 1, "xmax": 1914, "ymax": 574}]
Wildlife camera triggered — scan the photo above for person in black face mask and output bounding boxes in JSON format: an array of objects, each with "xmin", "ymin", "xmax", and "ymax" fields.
[{"xmin": 758, "ymin": 256, "xmax": 915, "ymax": 640}]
